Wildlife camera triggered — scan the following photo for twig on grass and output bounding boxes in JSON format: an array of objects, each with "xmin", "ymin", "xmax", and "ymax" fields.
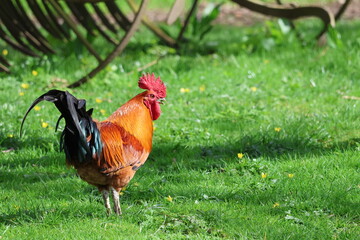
[
  {"xmin": 127, "ymin": 56, "xmax": 163, "ymax": 75},
  {"xmin": 342, "ymin": 95, "xmax": 360, "ymax": 100},
  {"xmin": 2, "ymin": 148, "xmax": 14, "ymax": 153}
]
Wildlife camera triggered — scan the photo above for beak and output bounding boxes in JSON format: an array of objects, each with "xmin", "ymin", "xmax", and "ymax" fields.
[{"xmin": 157, "ymin": 98, "xmax": 166, "ymax": 105}]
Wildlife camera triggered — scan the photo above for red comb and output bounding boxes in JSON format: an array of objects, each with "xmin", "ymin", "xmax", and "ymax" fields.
[{"xmin": 138, "ymin": 73, "xmax": 166, "ymax": 98}]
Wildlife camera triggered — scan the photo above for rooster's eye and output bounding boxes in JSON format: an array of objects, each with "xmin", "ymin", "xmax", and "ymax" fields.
[{"xmin": 149, "ymin": 94, "xmax": 155, "ymax": 99}]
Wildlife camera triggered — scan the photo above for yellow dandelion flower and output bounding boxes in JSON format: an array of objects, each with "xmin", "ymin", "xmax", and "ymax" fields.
[
  {"xmin": 95, "ymin": 98, "xmax": 103, "ymax": 103},
  {"xmin": 180, "ymin": 88, "xmax": 190, "ymax": 93},
  {"xmin": 237, "ymin": 153, "xmax": 244, "ymax": 159},
  {"xmin": 250, "ymin": 87, "xmax": 257, "ymax": 92},
  {"xmin": 261, "ymin": 172, "xmax": 267, "ymax": 179},
  {"xmin": 288, "ymin": 173, "xmax": 294, "ymax": 178},
  {"xmin": 119, "ymin": 192, "xmax": 124, "ymax": 196},
  {"xmin": 32, "ymin": 70, "xmax": 38, "ymax": 76},
  {"xmin": 275, "ymin": 127, "xmax": 281, "ymax": 132},
  {"xmin": 2, "ymin": 49, "xmax": 8, "ymax": 56},
  {"xmin": 21, "ymin": 83, "xmax": 30, "ymax": 89},
  {"xmin": 273, "ymin": 202, "xmax": 280, "ymax": 208},
  {"xmin": 100, "ymin": 109, "xmax": 106, "ymax": 115},
  {"xmin": 264, "ymin": 59, "xmax": 270, "ymax": 64},
  {"xmin": 165, "ymin": 195, "xmax": 173, "ymax": 202},
  {"xmin": 199, "ymin": 85, "xmax": 206, "ymax": 92},
  {"xmin": 8, "ymin": 134, "xmax": 14, "ymax": 138},
  {"xmin": 41, "ymin": 122, "xmax": 49, "ymax": 128},
  {"xmin": 34, "ymin": 106, "xmax": 41, "ymax": 111},
  {"xmin": 19, "ymin": 92, "xmax": 25, "ymax": 96}
]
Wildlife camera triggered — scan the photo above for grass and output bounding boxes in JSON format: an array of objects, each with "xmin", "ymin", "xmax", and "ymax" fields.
[{"xmin": 1, "ymin": 14, "xmax": 360, "ymax": 239}]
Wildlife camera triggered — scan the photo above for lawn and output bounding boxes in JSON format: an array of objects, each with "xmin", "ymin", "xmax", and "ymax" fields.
[{"xmin": 0, "ymin": 5, "xmax": 359, "ymax": 240}]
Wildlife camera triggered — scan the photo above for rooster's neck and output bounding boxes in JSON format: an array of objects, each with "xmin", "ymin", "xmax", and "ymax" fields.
[{"xmin": 103, "ymin": 93, "xmax": 153, "ymax": 151}]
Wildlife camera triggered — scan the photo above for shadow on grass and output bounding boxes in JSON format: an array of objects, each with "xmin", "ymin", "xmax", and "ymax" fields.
[
  {"xmin": 0, "ymin": 170, "xmax": 74, "ymax": 190},
  {"xmin": 1, "ymin": 127, "xmax": 358, "ymax": 222},
  {"xmin": 150, "ymin": 135, "xmax": 360, "ymax": 171},
  {"xmin": 2, "ymin": 128, "xmax": 358, "ymax": 185},
  {"xmin": 0, "ymin": 131, "xmax": 59, "ymax": 152},
  {"xmin": 0, "ymin": 207, "xmax": 102, "ymax": 226}
]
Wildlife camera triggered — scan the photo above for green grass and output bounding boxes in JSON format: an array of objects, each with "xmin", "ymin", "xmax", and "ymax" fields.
[{"xmin": 1, "ymin": 17, "xmax": 360, "ymax": 239}]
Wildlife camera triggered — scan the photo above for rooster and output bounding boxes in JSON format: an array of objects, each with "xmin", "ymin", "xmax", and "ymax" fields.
[{"xmin": 20, "ymin": 73, "xmax": 166, "ymax": 215}]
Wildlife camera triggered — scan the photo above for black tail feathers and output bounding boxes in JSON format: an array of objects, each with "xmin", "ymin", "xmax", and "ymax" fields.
[{"xmin": 20, "ymin": 90, "xmax": 102, "ymax": 164}]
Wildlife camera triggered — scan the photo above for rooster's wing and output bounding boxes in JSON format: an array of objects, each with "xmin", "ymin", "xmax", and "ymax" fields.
[{"xmin": 98, "ymin": 122, "xmax": 150, "ymax": 174}]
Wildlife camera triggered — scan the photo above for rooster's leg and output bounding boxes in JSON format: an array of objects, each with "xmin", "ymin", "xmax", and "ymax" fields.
[
  {"xmin": 101, "ymin": 189, "xmax": 111, "ymax": 215},
  {"xmin": 111, "ymin": 187, "xmax": 122, "ymax": 215}
]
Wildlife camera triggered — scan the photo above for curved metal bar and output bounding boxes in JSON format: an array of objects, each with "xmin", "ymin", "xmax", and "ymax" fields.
[
  {"xmin": 0, "ymin": 63, "xmax": 11, "ymax": 73},
  {"xmin": 66, "ymin": 2, "xmax": 97, "ymax": 36},
  {"xmin": 316, "ymin": 0, "xmax": 352, "ymax": 39},
  {"xmin": 0, "ymin": 24, "xmax": 39, "ymax": 57},
  {"xmin": 127, "ymin": 0, "xmax": 177, "ymax": 47},
  {"xmin": 71, "ymin": 2, "xmax": 118, "ymax": 45},
  {"xmin": 92, "ymin": 3, "xmax": 118, "ymax": 33},
  {"xmin": 15, "ymin": 0, "xmax": 55, "ymax": 42},
  {"xmin": 232, "ymin": 0, "xmax": 335, "ymax": 36},
  {"xmin": 177, "ymin": 0, "xmax": 198, "ymax": 42},
  {"xmin": 68, "ymin": 0, "xmax": 149, "ymax": 88},
  {"xmin": 0, "ymin": 7, "xmax": 40, "ymax": 55},
  {"xmin": 42, "ymin": 0, "xmax": 72, "ymax": 40},
  {"xmin": 27, "ymin": 0, "xmax": 63, "ymax": 39},
  {"xmin": 335, "ymin": 0, "xmax": 352, "ymax": 21},
  {"xmin": 8, "ymin": 0, "xmax": 55, "ymax": 53},
  {"xmin": 105, "ymin": 1, "xmax": 131, "ymax": 31},
  {"xmin": 0, "ymin": 55, "xmax": 10, "ymax": 67},
  {"xmin": 0, "ymin": 54, "xmax": 11, "ymax": 73},
  {"xmin": 48, "ymin": 0, "xmax": 103, "ymax": 62},
  {"xmin": 0, "ymin": 1, "xmax": 54, "ymax": 54}
]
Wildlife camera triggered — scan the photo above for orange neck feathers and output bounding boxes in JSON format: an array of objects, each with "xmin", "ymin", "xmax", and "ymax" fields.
[{"xmin": 104, "ymin": 92, "xmax": 154, "ymax": 152}]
